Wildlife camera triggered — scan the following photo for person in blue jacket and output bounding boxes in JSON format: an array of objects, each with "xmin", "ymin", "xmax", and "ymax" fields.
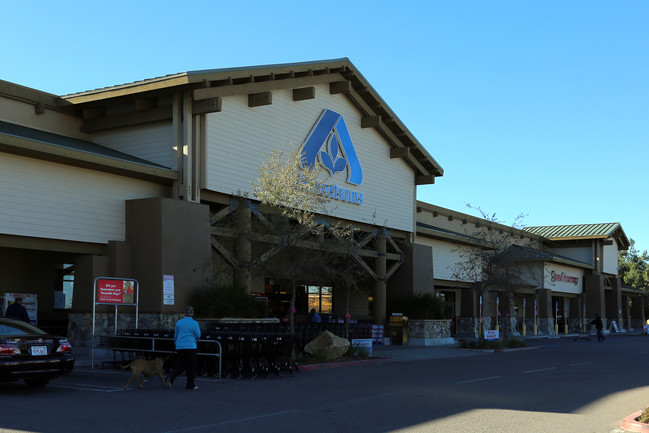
[{"xmin": 168, "ymin": 306, "xmax": 201, "ymax": 390}]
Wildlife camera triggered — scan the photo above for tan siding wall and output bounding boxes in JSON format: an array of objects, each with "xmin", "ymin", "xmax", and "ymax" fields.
[
  {"xmin": 546, "ymin": 246, "xmax": 593, "ymax": 266},
  {"xmin": 0, "ymin": 154, "xmax": 167, "ymax": 243},
  {"xmin": 0, "ymin": 97, "xmax": 88, "ymax": 139},
  {"xmin": 92, "ymin": 122, "xmax": 176, "ymax": 169},
  {"xmin": 416, "ymin": 237, "xmax": 480, "ymax": 282},
  {"xmin": 418, "ymin": 211, "xmax": 481, "ymax": 236},
  {"xmin": 603, "ymin": 239, "xmax": 619, "ymax": 275},
  {"xmin": 205, "ymin": 84, "xmax": 416, "ymax": 232}
]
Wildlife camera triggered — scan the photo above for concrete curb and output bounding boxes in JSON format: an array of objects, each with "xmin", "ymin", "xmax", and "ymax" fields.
[
  {"xmin": 299, "ymin": 357, "xmax": 392, "ymax": 371},
  {"xmin": 621, "ymin": 410, "xmax": 649, "ymax": 432},
  {"xmin": 494, "ymin": 346, "xmax": 543, "ymax": 353}
]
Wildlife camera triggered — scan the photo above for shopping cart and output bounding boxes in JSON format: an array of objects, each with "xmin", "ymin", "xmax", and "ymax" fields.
[{"xmin": 575, "ymin": 324, "xmax": 592, "ymax": 342}]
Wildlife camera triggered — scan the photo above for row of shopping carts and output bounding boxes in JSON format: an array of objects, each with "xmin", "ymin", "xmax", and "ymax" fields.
[
  {"xmin": 208, "ymin": 322, "xmax": 381, "ymax": 355},
  {"xmin": 99, "ymin": 322, "xmax": 378, "ymax": 380},
  {"xmin": 100, "ymin": 328, "xmax": 298, "ymax": 380}
]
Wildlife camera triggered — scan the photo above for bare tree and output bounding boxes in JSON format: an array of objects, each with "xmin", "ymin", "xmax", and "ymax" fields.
[{"xmin": 451, "ymin": 205, "xmax": 539, "ymax": 339}]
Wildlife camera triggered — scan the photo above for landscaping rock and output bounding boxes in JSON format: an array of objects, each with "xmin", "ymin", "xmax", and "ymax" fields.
[{"xmin": 304, "ymin": 331, "xmax": 350, "ymax": 361}]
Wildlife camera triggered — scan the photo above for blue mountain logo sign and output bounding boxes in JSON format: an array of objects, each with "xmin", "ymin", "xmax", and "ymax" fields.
[{"xmin": 301, "ymin": 109, "xmax": 364, "ymax": 205}]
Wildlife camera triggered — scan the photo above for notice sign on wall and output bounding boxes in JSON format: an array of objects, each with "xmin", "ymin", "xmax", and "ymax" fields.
[
  {"xmin": 96, "ymin": 278, "xmax": 137, "ymax": 304},
  {"xmin": 163, "ymin": 275, "xmax": 174, "ymax": 305}
]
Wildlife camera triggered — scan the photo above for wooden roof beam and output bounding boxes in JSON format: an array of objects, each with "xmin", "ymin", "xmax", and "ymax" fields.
[
  {"xmin": 361, "ymin": 115, "xmax": 381, "ymax": 128},
  {"xmin": 293, "ymin": 87, "xmax": 315, "ymax": 101},
  {"xmin": 192, "ymin": 74, "xmax": 340, "ymax": 100},
  {"xmin": 81, "ymin": 105, "xmax": 172, "ymax": 132},
  {"xmin": 389, "ymin": 147, "xmax": 428, "ymax": 174},
  {"xmin": 329, "ymin": 80, "xmax": 351, "ymax": 94},
  {"xmin": 248, "ymin": 91, "xmax": 272, "ymax": 107}
]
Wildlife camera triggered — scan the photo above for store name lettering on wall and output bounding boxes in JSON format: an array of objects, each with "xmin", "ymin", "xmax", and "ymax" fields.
[
  {"xmin": 551, "ymin": 271, "xmax": 579, "ymax": 285},
  {"xmin": 302, "ymin": 109, "xmax": 364, "ymax": 205}
]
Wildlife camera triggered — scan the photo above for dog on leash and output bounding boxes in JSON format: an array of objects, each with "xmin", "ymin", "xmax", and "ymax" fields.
[{"xmin": 122, "ymin": 357, "xmax": 170, "ymax": 390}]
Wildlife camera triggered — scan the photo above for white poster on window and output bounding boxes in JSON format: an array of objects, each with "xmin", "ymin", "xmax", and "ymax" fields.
[{"xmin": 163, "ymin": 275, "xmax": 175, "ymax": 305}]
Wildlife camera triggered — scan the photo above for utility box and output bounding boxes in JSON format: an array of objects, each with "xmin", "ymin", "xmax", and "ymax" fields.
[{"xmin": 390, "ymin": 314, "xmax": 408, "ymax": 345}]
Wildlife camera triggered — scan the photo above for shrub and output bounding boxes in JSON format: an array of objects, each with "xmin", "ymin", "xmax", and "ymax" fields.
[
  {"xmin": 387, "ymin": 293, "xmax": 445, "ymax": 320},
  {"xmin": 344, "ymin": 343, "xmax": 369, "ymax": 360},
  {"xmin": 459, "ymin": 337, "xmax": 525, "ymax": 350},
  {"xmin": 638, "ymin": 407, "xmax": 649, "ymax": 424}
]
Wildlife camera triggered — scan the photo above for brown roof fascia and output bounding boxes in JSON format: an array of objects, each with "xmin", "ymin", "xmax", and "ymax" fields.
[
  {"xmin": 0, "ymin": 79, "xmax": 72, "ymax": 111},
  {"xmin": 58, "ymin": 59, "xmax": 444, "ymax": 179},
  {"xmin": 416, "ymin": 201, "xmax": 540, "ymax": 240},
  {"xmin": 61, "ymin": 73, "xmax": 190, "ymax": 104},
  {"xmin": 0, "ymin": 132, "xmax": 178, "ymax": 185}
]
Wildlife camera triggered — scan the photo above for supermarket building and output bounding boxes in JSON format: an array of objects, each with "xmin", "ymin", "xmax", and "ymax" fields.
[
  {"xmin": 0, "ymin": 59, "xmax": 445, "ymax": 343},
  {"xmin": 0, "ymin": 58, "xmax": 641, "ymax": 345}
]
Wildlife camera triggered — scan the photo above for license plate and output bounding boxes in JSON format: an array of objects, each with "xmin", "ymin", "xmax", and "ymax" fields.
[{"xmin": 30, "ymin": 346, "xmax": 47, "ymax": 356}]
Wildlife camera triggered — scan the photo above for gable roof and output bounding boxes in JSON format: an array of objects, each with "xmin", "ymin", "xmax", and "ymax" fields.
[
  {"xmin": 0, "ymin": 120, "xmax": 177, "ymax": 184},
  {"xmin": 502, "ymin": 244, "xmax": 594, "ymax": 269},
  {"xmin": 524, "ymin": 223, "xmax": 630, "ymax": 250},
  {"xmin": 59, "ymin": 58, "xmax": 443, "ymax": 183}
]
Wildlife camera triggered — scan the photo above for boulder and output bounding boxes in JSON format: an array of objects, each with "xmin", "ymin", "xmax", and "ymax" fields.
[{"xmin": 304, "ymin": 330, "xmax": 350, "ymax": 361}]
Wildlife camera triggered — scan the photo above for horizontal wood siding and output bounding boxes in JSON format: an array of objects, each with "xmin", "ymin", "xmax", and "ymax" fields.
[
  {"xmin": 205, "ymin": 84, "xmax": 415, "ymax": 232},
  {"xmin": 92, "ymin": 122, "xmax": 175, "ymax": 169},
  {"xmin": 546, "ymin": 246, "xmax": 593, "ymax": 266},
  {"xmin": 417, "ymin": 237, "xmax": 479, "ymax": 282},
  {"xmin": 0, "ymin": 153, "xmax": 167, "ymax": 243},
  {"xmin": 603, "ymin": 239, "xmax": 618, "ymax": 275}
]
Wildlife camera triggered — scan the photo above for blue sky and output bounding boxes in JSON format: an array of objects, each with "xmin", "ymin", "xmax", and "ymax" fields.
[{"xmin": 3, "ymin": 1, "xmax": 648, "ymax": 252}]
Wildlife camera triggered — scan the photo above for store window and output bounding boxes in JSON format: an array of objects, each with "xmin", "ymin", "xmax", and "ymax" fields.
[
  {"xmin": 307, "ymin": 285, "xmax": 332, "ymax": 314},
  {"xmin": 57, "ymin": 264, "xmax": 74, "ymax": 309}
]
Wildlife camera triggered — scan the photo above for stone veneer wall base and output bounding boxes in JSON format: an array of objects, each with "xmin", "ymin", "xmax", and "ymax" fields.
[{"xmin": 408, "ymin": 337, "xmax": 456, "ymax": 346}]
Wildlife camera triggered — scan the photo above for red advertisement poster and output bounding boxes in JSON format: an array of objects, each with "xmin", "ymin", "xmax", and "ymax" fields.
[{"xmin": 96, "ymin": 279, "xmax": 135, "ymax": 304}]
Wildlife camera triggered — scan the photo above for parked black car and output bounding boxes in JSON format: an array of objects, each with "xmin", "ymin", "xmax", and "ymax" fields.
[{"xmin": 0, "ymin": 317, "xmax": 74, "ymax": 387}]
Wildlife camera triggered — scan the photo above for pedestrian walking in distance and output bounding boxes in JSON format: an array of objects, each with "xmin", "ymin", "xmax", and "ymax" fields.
[
  {"xmin": 167, "ymin": 306, "xmax": 201, "ymax": 390},
  {"xmin": 590, "ymin": 314, "xmax": 605, "ymax": 342}
]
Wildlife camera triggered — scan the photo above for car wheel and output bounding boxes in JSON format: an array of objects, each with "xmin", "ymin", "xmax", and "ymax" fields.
[{"xmin": 24, "ymin": 377, "xmax": 50, "ymax": 387}]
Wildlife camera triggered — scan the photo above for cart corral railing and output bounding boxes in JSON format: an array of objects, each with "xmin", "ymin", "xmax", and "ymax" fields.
[{"xmin": 94, "ymin": 321, "xmax": 385, "ymax": 380}]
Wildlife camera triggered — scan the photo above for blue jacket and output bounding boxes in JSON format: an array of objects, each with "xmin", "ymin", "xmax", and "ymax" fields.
[{"xmin": 174, "ymin": 316, "xmax": 201, "ymax": 350}]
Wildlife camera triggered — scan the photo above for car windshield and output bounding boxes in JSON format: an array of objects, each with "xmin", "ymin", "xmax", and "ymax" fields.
[{"xmin": 0, "ymin": 320, "xmax": 47, "ymax": 336}]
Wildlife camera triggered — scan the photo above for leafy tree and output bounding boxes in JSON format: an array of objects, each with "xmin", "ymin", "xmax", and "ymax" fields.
[
  {"xmin": 250, "ymin": 145, "xmax": 330, "ymax": 333},
  {"xmin": 307, "ymin": 226, "xmax": 370, "ymax": 338},
  {"xmin": 618, "ymin": 239, "xmax": 649, "ymax": 291},
  {"xmin": 251, "ymin": 144, "xmax": 362, "ymax": 333}
]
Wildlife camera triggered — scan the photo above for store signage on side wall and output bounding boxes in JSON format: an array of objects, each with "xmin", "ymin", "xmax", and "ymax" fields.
[
  {"xmin": 550, "ymin": 271, "xmax": 579, "ymax": 285},
  {"xmin": 301, "ymin": 109, "xmax": 364, "ymax": 206}
]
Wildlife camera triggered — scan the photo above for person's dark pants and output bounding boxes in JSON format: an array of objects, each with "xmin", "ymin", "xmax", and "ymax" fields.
[
  {"xmin": 170, "ymin": 349, "xmax": 197, "ymax": 389},
  {"xmin": 596, "ymin": 328, "xmax": 605, "ymax": 342}
]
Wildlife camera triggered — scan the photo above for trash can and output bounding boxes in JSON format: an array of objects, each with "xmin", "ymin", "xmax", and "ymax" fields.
[{"xmin": 389, "ymin": 314, "xmax": 408, "ymax": 345}]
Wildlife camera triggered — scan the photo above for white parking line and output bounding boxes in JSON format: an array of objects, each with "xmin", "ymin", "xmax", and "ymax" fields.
[
  {"xmin": 522, "ymin": 367, "xmax": 556, "ymax": 374},
  {"xmin": 50, "ymin": 384, "xmax": 123, "ymax": 392},
  {"xmin": 569, "ymin": 361, "xmax": 594, "ymax": 367},
  {"xmin": 455, "ymin": 376, "xmax": 502, "ymax": 384},
  {"xmin": 160, "ymin": 410, "xmax": 299, "ymax": 432}
]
